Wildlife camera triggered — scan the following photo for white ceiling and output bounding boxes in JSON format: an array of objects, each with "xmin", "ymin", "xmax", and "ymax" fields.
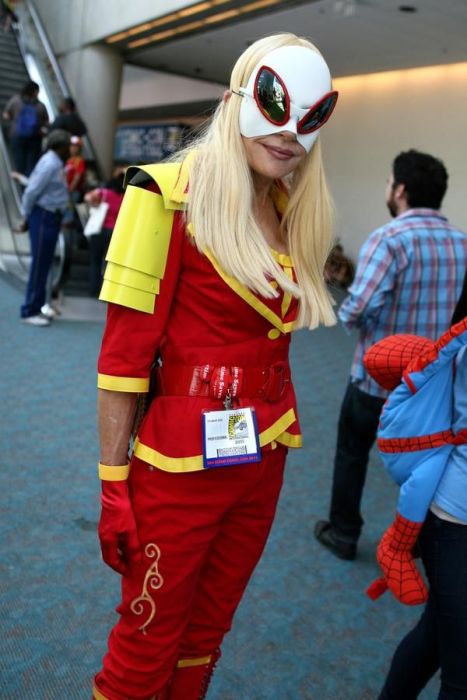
[{"xmin": 127, "ymin": 0, "xmax": 467, "ymax": 84}]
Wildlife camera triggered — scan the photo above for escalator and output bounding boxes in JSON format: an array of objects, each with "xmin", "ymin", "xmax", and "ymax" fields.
[{"xmin": 0, "ymin": 0, "xmax": 102, "ymax": 298}]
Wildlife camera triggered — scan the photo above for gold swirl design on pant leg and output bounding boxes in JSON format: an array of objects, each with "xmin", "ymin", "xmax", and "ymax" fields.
[{"xmin": 130, "ymin": 543, "xmax": 164, "ymax": 634}]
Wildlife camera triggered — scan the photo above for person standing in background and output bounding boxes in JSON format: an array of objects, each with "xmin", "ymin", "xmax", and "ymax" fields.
[
  {"xmin": 315, "ymin": 149, "xmax": 467, "ymax": 560},
  {"xmin": 65, "ymin": 135, "xmax": 87, "ymax": 202},
  {"xmin": 18, "ymin": 129, "xmax": 70, "ymax": 326},
  {"xmin": 3, "ymin": 80, "xmax": 49, "ymax": 175},
  {"xmin": 49, "ymin": 97, "xmax": 87, "ymax": 137},
  {"xmin": 84, "ymin": 168, "xmax": 124, "ymax": 297}
]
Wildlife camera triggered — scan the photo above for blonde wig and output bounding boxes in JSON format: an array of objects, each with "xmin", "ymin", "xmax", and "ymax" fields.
[{"xmin": 185, "ymin": 33, "xmax": 336, "ymax": 329}]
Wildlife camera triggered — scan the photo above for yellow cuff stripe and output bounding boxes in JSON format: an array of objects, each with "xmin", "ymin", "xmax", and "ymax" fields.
[
  {"xmin": 97, "ymin": 373, "xmax": 150, "ymax": 393},
  {"xmin": 177, "ymin": 655, "xmax": 212, "ymax": 668},
  {"xmin": 98, "ymin": 463, "xmax": 130, "ymax": 481},
  {"xmin": 92, "ymin": 686, "xmax": 109, "ymax": 700}
]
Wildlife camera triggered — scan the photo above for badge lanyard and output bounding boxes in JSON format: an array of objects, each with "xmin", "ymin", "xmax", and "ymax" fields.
[{"xmin": 202, "ymin": 391, "xmax": 261, "ymax": 469}]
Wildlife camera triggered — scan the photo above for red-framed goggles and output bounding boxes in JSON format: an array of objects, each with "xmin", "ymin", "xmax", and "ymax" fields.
[{"xmin": 238, "ymin": 65, "xmax": 338, "ymax": 134}]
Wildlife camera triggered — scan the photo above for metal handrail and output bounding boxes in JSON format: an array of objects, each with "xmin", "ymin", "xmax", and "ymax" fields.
[
  {"xmin": 15, "ymin": 0, "xmax": 102, "ymax": 173},
  {"xmin": 24, "ymin": 0, "xmax": 69, "ymax": 96}
]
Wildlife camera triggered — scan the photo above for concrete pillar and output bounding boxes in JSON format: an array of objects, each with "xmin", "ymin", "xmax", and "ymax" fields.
[{"xmin": 59, "ymin": 45, "xmax": 123, "ymax": 179}]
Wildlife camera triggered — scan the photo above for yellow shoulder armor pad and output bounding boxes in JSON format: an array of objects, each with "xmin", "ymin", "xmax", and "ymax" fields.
[{"xmin": 99, "ymin": 160, "xmax": 189, "ymax": 314}]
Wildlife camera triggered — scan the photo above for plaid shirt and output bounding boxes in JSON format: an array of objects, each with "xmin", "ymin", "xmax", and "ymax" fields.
[{"xmin": 338, "ymin": 208, "xmax": 467, "ymax": 398}]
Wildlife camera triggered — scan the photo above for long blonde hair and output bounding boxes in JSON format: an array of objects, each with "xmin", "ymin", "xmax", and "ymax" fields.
[{"xmin": 185, "ymin": 33, "xmax": 336, "ymax": 329}]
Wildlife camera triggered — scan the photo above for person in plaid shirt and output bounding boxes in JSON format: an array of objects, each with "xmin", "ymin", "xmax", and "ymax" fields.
[{"xmin": 315, "ymin": 149, "xmax": 467, "ymax": 560}]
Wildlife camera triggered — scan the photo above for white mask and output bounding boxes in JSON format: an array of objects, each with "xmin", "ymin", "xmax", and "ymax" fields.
[{"xmin": 237, "ymin": 45, "xmax": 337, "ymax": 153}]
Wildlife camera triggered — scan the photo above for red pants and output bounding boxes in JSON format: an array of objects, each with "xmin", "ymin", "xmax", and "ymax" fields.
[{"xmin": 95, "ymin": 445, "xmax": 286, "ymax": 699}]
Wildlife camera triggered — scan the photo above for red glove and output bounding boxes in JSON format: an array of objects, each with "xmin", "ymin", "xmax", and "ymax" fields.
[
  {"xmin": 366, "ymin": 513, "xmax": 428, "ymax": 605},
  {"xmin": 98, "ymin": 463, "xmax": 142, "ymax": 576}
]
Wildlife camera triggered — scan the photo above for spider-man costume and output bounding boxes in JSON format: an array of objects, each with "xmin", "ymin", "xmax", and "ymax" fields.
[{"xmin": 363, "ymin": 318, "xmax": 467, "ymax": 605}]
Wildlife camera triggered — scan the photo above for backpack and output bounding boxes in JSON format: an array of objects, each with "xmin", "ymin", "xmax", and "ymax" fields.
[{"xmin": 15, "ymin": 101, "xmax": 39, "ymax": 137}]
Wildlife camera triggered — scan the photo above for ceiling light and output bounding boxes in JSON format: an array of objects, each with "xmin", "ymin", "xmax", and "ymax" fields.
[
  {"xmin": 179, "ymin": 2, "xmax": 211, "ymax": 17},
  {"xmin": 110, "ymin": 0, "xmax": 285, "ymax": 49},
  {"xmin": 204, "ymin": 9, "xmax": 240, "ymax": 23},
  {"xmin": 128, "ymin": 29, "xmax": 177, "ymax": 49},
  {"xmin": 239, "ymin": 0, "xmax": 281, "ymax": 10}
]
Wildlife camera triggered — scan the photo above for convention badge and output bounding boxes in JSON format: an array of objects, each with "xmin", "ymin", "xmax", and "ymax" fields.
[{"xmin": 202, "ymin": 407, "xmax": 261, "ymax": 469}]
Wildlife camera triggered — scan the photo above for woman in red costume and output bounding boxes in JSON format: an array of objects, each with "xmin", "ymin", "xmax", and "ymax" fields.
[{"xmin": 93, "ymin": 32, "xmax": 338, "ymax": 700}]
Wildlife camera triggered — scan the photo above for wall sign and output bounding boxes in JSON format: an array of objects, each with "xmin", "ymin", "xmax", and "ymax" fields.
[{"xmin": 114, "ymin": 124, "xmax": 185, "ymax": 163}]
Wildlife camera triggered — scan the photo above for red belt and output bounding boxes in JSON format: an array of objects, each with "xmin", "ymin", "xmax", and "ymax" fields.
[{"xmin": 156, "ymin": 362, "xmax": 291, "ymax": 403}]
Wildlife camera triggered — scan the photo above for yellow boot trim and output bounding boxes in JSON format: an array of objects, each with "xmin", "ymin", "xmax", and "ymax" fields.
[
  {"xmin": 177, "ymin": 655, "xmax": 212, "ymax": 668},
  {"xmin": 92, "ymin": 686, "xmax": 109, "ymax": 700}
]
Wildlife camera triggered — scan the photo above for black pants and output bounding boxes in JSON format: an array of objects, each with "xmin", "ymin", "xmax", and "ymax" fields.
[
  {"xmin": 378, "ymin": 512, "xmax": 467, "ymax": 700},
  {"xmin": 87, "ymin": 226, "xmax": 112, "ymax": 297},
  {"xmin": 328, "ymin": 381, "xmax": 385, "ymax": 542},
  {"xmin": 11, "ymin": 134, "xmax": 42, "ymax": 176}
]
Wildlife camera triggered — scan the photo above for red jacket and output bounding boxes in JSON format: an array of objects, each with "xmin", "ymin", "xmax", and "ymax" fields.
[{"xmin": 97, "ymin": 161, "xmax": 302, "ymax": 472}]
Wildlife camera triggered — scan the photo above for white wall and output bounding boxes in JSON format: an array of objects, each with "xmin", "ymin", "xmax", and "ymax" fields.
[
  {"xmin": 119, "ymin": 65, "xmax": 225, "ymax": 110},
  {"xmin": 321, "ymin": 62, "xmax": 467, "ymax": 261}
]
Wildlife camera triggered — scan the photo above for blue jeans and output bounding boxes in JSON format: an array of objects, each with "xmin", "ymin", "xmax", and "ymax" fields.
[
  {"xmin": 21, "ymin": 206, "xmax": 61, "ymax": 318},
  {"xmin": 378, "ymin": 511, "xmax": 467, "ymax": 699}
]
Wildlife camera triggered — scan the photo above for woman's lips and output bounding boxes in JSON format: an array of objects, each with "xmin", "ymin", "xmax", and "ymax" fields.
[{"xmin": 262, "ymin": 143, "xmax": 298, "ymax": 160}]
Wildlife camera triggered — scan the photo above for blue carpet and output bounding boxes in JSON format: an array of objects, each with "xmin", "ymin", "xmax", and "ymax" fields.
[{"xmin": 0, "ymin": 275, "xmax": 437, "ymax": 699}]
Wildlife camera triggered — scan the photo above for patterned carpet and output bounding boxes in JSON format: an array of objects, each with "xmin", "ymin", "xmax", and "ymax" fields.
[{"xmin": 0, "ymin": 274, "xmax": 437, "ymax": 699}]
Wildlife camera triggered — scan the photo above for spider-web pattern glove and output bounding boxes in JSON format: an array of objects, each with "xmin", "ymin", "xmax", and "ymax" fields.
[
  {"xmin": 366, "ymin": 513, "xmax": 428, "ymax": 605},
  {"xmin": 98, "ymin": 464, "xmax": 142, "ymax": 576}
]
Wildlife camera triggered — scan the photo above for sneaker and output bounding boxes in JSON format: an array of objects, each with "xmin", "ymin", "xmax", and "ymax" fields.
[
  {"xmin": 22, "ymin": 314, "xmax": 50, "ymax": 327},
  {"xmin": 41, "ymin": 303, "xmax": 58, "ymax": 319},
  {"xmin": 314, "ymin": 520, "xmax": 356, "ymax": 560}
]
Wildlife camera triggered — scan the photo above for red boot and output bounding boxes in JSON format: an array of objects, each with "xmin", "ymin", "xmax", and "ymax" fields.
[{"xmin": 168, "ymin": 649, "xmax": 221, "ymax": 700}]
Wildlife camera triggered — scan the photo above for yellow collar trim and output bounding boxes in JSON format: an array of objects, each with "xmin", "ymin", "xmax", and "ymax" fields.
[
  {"xmin": 204, "ymin": 249, "xmax": 295, "ymax": 333},
  {"xmin": 271, "ymin": 182, "xmax": 288, "ymax": 215},
  {"xmin": 271, "ymin": 248, "xmax": 293, "ymax": 268}
]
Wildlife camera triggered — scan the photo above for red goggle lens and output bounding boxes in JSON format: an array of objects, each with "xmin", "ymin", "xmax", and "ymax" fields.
[{"xmin": 253, "ymin": 66, "xmax": 338, "ymax": 134}]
